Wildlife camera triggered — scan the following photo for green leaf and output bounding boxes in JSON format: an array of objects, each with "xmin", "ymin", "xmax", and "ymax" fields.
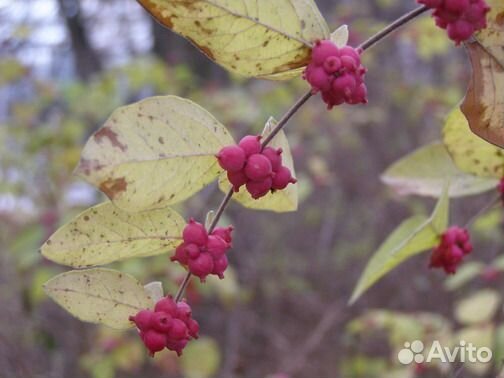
[
  {"xmin": 218, "ymin": 117, "xmax": 298, "ymax": 212},
  {"xmin": 75, "ymin": 96, "xmax": 234, "ymax": 211},
  {"xmin": 41, "ymin": 202, "xmax": 184, "ymax": 268},
  {"xmin": 443, "ymin": 107, "xmax": 504, "ymax": 178},
  {"xmin": 138, "ymin": 0, "xmax": 329, "ymax": 80},
  {"xmin": 349, "ymin": 186, "xmax": 450, "ymax": 304},
  {"xmin": 454, "ymin": 289, "xmax": 501, "ymax": 325},
  {"xmin": 43, "ymin": 268, "xmax": 152, "ymax": 329},
  {"xmin": 180, "ymin": 337, "xmax": 221, "ymax": 378},
  {"xmin": 381, "ymin": 142, "xmax": 498, "ymax": 197}
]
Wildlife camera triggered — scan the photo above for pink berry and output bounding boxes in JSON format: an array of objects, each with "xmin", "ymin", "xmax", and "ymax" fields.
[
  {"xmin": 187, "ymin": 318, "xmax": 200, "ymax": 339},
  {"xmin": 168, "ymin": 318, "xmax": 188, "ymax": 340},
  {"xmin": 171, "ymin": 243, "xmax": 189, "ymax": 265},
  {"xmin": 166, "ymin": 338, "xmax": 188, "ymax": 356},
  {"xmin": 447, "ymin": 19, "xmax": 474, "ymax": 44},
  {"xmin": 246, "ymin": 177, "xmax": 273, "ymax": 199},
  {"xmin": 154, "ymin": 296, "xmax": 177, "ymax": 315},
  {"xmin": 188, "ymin": 253, "xmax": 214, "ymax": 281},
  {"xmin": 217, "ymin": 145, "xmax": 246, "ymax": 173},
  {"xmin": 272, "ymin": 166, "xmax": 297, "ymax": 190},
  {"xmin": 306, "ymin": 66, "xmax": 331, "ymax": 92},
  {"xmin": 211, "ymin": 225, "xmax": 234, "ymax": 244},
  {"xmin": 323, "ymin": 56, "xmax": 342, "ymax": 74},
  {"xmin": 227, "ymin": 170, "xmax": 248, "ymax": 192},
  {"xmin": 244, "ymin": 154, "xmax": 272, "ymax": 181},
  {"xmin": 332, "ymin": 74, "xmax": 357, "ymax": 100},
  {"xmin": 429, "ymin": 226, "xmax": 472, "ymax": 274},
  {"xmin": 311, "ymin": 40, "xmax": 339, "ymax": 66},
  {"xmin": 238, "ymin": 135, "xmax": 262, "ymax": 157},
  {"xmin": 151, "ymin": 311, "xmax": 173, "ymax": 332},
  {"xmin": 183, "ymin": 219, "xmax": 208, "ymax": 246},
  {"xmin": 129, "ymin": 309, "xmax": 153, "ymax": 331},
  {"xmin": 185, "ymin": 243, "xmax": 201, "ymax": 259},
  {"xmin": 262, "ymin": 147, "xmax": 283, "ymax": 172},
  {"xmin": 176, "ymin": 301, "xmax": 192, "ymax": 321},
  {"xmin": 212, "ymin": 255, "xmax": 229, "ymax": 279},
  {"xmin": 445, "ymin": 0, "xmax": 469, "ymax": 14},
  {"xmin": 206, "ymin": 235, "xmax": 229, "ymax": 259},
  {"xmin": 142, "ymin": 330, "xmax": 166, "ymax": 356}
]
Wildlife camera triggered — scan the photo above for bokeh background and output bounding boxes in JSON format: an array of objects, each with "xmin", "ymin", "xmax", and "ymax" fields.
[{"xmin": 1, "ymin": 0, "xmax": 503, "ymax": 377}]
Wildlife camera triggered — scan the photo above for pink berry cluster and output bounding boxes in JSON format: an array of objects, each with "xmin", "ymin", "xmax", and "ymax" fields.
[
  {"xmin": 217, "ymin": 135, "xmax": 297, "ymax": 199},
  {"xmin": 429, "ymin": 226, "xmax": 473, "ymax": 274},
  {"xmin": 171, "ymin": 219, "xmax": 233, "ymax": 281},
  {"xmin": 418, "ymin": 0, "xmax": 490, "ymax": 44},
  {"xmin": 129, "ymin": 296, "xmax": 199, "ymax": 356},
  {"xmin": 303, "ymin": 40, "xmax": 368, "ymax": 109}
]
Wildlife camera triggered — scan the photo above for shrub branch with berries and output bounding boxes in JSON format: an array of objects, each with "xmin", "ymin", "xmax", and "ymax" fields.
[{"xmin": 40, "ymin": 0, "xmax": 503, "ymax": 359}]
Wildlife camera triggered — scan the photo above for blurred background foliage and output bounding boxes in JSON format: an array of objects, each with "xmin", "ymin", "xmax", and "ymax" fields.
[{"xmin": 0, "ymin": 0, "xmax": 502, "ymax": 377}]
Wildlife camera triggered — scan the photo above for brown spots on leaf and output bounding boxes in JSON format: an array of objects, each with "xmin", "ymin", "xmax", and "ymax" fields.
[
  {"xmin": 78, "ymin": 158, "xmax": 104, "ymax": 176},
  {"xmin": 262, "ymin": 40, "xmax": 270, "ymax": 47},
  {"xmin": 83, "ymin": 215, "xmax": 90, "ymax": 221},
  {"xmin": 99, "ymin": 177, "xmax": 128, "ymax": 200},
  {"xmin": 186, "ymin": 37, "xmax": 215, "ymax": 61},
  {"xmin": 94, "ymin": 127, "xmax": 127, "ymax": 152},
  {"xmin": 158, "ymin": 136, "xmax": 164, "ymax": 144},
  {"xmin": 496, "ymin": 11, "xmax": 504, "ymax": 26}
]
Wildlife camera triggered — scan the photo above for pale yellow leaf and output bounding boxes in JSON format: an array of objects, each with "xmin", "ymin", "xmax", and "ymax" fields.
[
  {"xmin": 144, "ymin": 281, "xmax": 164, "ymax": 303},
  {"xmin": 75, "ymin": 96, "xmax": 234, "ymax": 211},
  {"xmin": 461, "ymin": 41, "xmax": 504, "ymax": 147},
  {"xmin": 41, "ymin": 202, "xmax": 184, "ymax": 268},
  {"xmin": 454, "ymin": 289, "xmax": 500, "ymax": 324},
  {"xmin": 43, "ymin": 268, "xmax": 152, "ymax": 329},
  {"xmin": 443, "ymin": 107, "xmax": 504, "ymax": 178},
  {"xmin": 218, "ymin": 117, "xmax": 298, "ymax": 212},
  {"xmin": 138, "ymin": 0, "xmax": 329, "ymax": 79},
  {"xmin": 474, "ymin": 0, "xmax": 504, "ymax": 68},
  {"xmin": 381, "ymin": 142, "xmax": 498, "ymax": 197},
  {"xmin": 330, "ymin": 24, "xmax": 349, "ymax": 47}
]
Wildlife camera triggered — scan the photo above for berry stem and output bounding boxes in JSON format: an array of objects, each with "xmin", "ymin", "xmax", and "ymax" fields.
[
  {"xmin": 173, "ymin": 5, "xmax": 432, "ymax": 301},
  {"xmin": 261, "ymin": 90, "xmax": 314, "ymax": 148},
  {"xmin": 358, "ymin": 5, "xmax": 430, "ymax": 51}
]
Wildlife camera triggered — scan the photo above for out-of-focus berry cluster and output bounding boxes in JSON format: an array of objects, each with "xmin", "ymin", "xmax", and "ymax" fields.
[
  {"xmin": 217, "ymin": 135, "xmax": 297, "ymax": 199},
  {"xmin": 129, "ymin": 296, "xmax": 199, "ymax": 356},
  {"xmin": 171, "ymin": 219, "xmax": 233, "ymax": 281},
  {"xmin": 418, "ymin": 0, "xmax": 490, "ymax": 44},
  {"xmin": 304, "ymin": 40, "xmax": 368, "ymax": 109},
  {"xmin": 429, "ymin": 226, "xmax": 473, "ymax": 274}
]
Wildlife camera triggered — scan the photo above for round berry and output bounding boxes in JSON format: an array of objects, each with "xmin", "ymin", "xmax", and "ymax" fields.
[
  {"xmin": 183, "ymin": 219, "xmax": 208, "ymax": 246},
  {"xmin": 227, "ymin": 170, "xmax": 248, "ymax": 192},
  {"xmin": 176, "ymin": 301, "xmax": 192, "ymax": 321},
  {"xmin": 187, "ymin": 318, "xmax": 200, "ymax": 339},
  {"xmin": 188, "ymin": 253, "xmax": 214, "ymax": 281},
  {"xmin": 206, "ymin": 235, "xmax": 229, "ymax": 259},
  {"xmin": 171, "ymin": 243, "xmax": 189, "ymax": 264},
  {"xmin": 168, "ymin": 318, "xmax": 188, "ymax": 340},
  {"xmin": 212, "ymin": 255, "xmax": 229, "ymax": 279},
  {"xmin": 211, "ymin": 225, "xmax": 234, "ymax": 244},
  {"xmin": 323, "ymin": 56, "xmax": 342, "ymax": 74},
  {"xmin": 217, "ymin": 145, "xmax": 246, "ymax": 173},
  {"xmin": 244, "ymin": 154, "xmax": 272, "ymax": 181},
  {"xmin": 151, "ymin": 311, "xmax": 173, "ymax": 332},
  {"xmin": 129, "ymin": 309, "xmax": 153, "ymax": 331},
  {"xmin": 306, "ymin": 66, "xmax": 331, "ymax": 92},
  {"xmin": 311, "ymin": 40, "xmax": 339, "ymax": 66},
  {"xmin": 142, "ymin": 330, "xmax": 166, "ymax": 355},
  {"xmin": 262, "ymin": 147, "xmax": 283, "ymax": 172},
  {"xmin": 246, "ymin": 177, "xmax": 273, "ymax": 199},
  {"xmin": 154, "ymin": 296, "xmax": 177, "ymax": 315},
  {"xmin": 185, "ymin": 243, "xmax": 201, "ymax": 259},
  {"xmin": 238, "ymin": 135, "xmax": 262, "ymax": 157},
  {"xmin": 272, "ymin": 166, "xmax": 297, "ymax": 190}
]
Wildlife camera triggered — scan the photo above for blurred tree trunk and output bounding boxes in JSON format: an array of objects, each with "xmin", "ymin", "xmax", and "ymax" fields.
[{"xmin": 57, "ymin": 0, "xmax": 102, "ymax": 80}]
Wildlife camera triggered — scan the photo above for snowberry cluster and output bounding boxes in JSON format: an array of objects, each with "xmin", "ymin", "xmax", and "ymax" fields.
[
  {"xmin": 418, "ymin": 0, "xmax": 490, "ymax": 44},
  {"xmin": 171, "ymin": 219, "xmax": 233, "ymax": 281},
  {"xmin": 217, "ymin": 135, "xmax": 297, "ymax": 199},
  {"xmin": 129, "ymin": 296, "xmax": 199, "ymax": 356},
  {"xmin": 303, "ymin": 40, "xmax": 368, "ymax": 109},
  {"xmin": 429, "ymin": 226, "xmax": 473, "ymax": 274}
]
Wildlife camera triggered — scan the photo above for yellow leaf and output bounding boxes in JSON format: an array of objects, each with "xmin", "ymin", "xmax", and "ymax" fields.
[
  {"xmin": 218, "ymin": 117, "xmax": 298, "ymax": 212},
  {"xmin": 461, "ymin": 41, "xmax": 504, "ymax": 147},
  {"xmin": 381, "ymin": 142, "xmax": 498, "ymax": 197},
  {"xmin": 443, "ymin": 107, "xmax": 504, "ymax": 178},
  {"xmin": 43, "ymin": 268, "xmax": 152, "ymax": 329},
  {"xmin": 138, "ymin": 0, "xmax": 329, "ymax": 79},
  {"xmin": 474, "ymin": 0, "xmax": 504, "ymax": 68},
  {"xmin": 454, "ymin": 289, "xmax": 500, "ymax": 325},
  {"xmin": 75, "ymin": 96, "xmax": 234, "ymax": 211},
  {"xmin": 41, "ymin": 202, "xmax": 184, "ymax": 268}
]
